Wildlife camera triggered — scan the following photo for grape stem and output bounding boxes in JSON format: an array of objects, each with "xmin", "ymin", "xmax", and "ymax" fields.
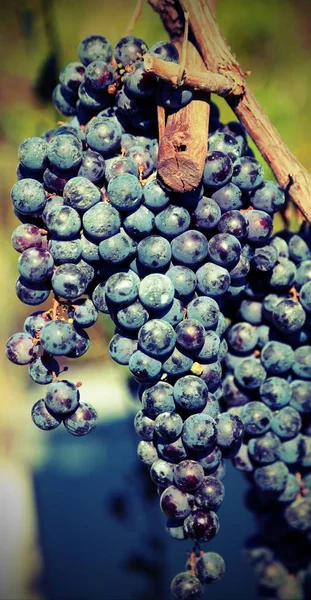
[
  {"xmin": 144, "ymin": 52, "xmax": 235, "ymax": 95},
  {"xmin": 124, "ymin": 0, "xmax": 144, "ymax": 37},
  {"xmin": 148, "ymin": 0, "xmax": 311, "ymax": 222}
]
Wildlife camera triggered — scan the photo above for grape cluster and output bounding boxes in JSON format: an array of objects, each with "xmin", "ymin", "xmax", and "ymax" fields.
[
  {"xmin": 5, "ymin": 29, "xmax": 311, "ymax": 599},
  {"xmin": 224, "ymin": 228, "xmax": 311, "ymax": 598}
]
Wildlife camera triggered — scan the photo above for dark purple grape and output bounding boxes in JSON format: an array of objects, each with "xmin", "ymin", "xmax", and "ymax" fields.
[
  {"xmin": 174, "ymin": 460, "xmax": 205, "ymax": 492},
  {"xmin": 245, "ymin": 210, "xmax": 273, "ymax": 243},
  {"xmin": 160, "ymin": 485, "xmax": 193, "ymax": 519},
  {"xmin": 184, "ymin": 508, "xmax": 219, "ymax": 541},
  {"xmin": 217, "ymin": 210, "xmax": 248, "ymax": 239},
  {"xmin": 154, "ymin": 412, "xmax": 183, "ymax": 442},
  {"xmin": 63, "ymin": 403, "xmax": 98, "ymax": 436},
  {"xmin": 11, "ymin": 224, "xmax": 43, "ymax": 253},
  {"xmin": 175, "ymin": 319, "xmax": 205, "ymax": 353},
  {"xmin": 114, "ymin": 35, "xmax": 148, "ymax": 66},
  {"xmin": 203, "ymin": 151, "xmax": 233, "ymax": 189},
  {"xmin": 194, "ymin": 476, "xmax": 225, "ymax": 510}
]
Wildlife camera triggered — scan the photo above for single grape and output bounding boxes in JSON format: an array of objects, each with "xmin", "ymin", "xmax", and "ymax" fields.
[
  {"xmin": 154, "ymin": 412, "xmax": 183, "ymax": 442},
  {"xmin": 170, "ymin": 572, "xmax": 204, "ymax": 600},
  {"xmin": 174, "ymin": 375, "xmax": 208, "ymax": 412},
  {"xmin": 234, "ymin": 359, "xmax": 267, "ymax": 389},
  {"xmin": 245, "ymin": 210, "xmax": 273, "ymax": 243},
  {"xmin": 248, "ymin": 432, "xmax": 281, "ymax": 464},
  {"xmin": 137, "ymin": 235, "xmax": 171, "ymax": 269},
  {"xmin": 142, "ymin": 382, "xmax": 175, "ymax": 418},
  {"xmin": 150, "ymin": 459, "xmax": 176, "ymax": 487},
  {"xmin": 63, "ymin": 402, "xmax": 98, "ymax": 436},
  {"xmin": 11, "ymin": 179, "xmax": 46, "ymax": 215},
  {"xmin": 203, "ymin": 151, "xmax": 233, "ymax": 188},
  {"xmin": 240, "ymin": 401, "xmax": 272, "ymax": 436},
  {"xmin": 182, "ymin": 414, "xmax": 217, "ymax": 452},
  {"xmin": 31, "ymin": 399, "xmax": 62, "ymax": 431},
  {"xmin": 194, "ymin": 476, "xmax": 225, "ymax": 510},
  {"xmin": 250, "ymin": 181, "xmax": 285, "ymax": 213},
  {"xmin": 163, "ymin": 348, "xmax": 194, "ymax": 377},
  {"xmin": 155, "ymin": 205, "xmax": 191, "ymax": 238},
  {"xmin": 192, "ymin": 197, "xmax": 221, "ymax": 231},
  {"xmin": 290, "ymin": 379, "xmax": 311, "ymax": 413},
  {"xmin": 156, "ymin": 436, "xmax": 188, "ymax": 464},
  {"xmin": 105, "ymin": 271, "xmax": 139, "ymax": 305},
  {"xmin": 195, "ymin": 552, "xmax": 226, "ymax": 584},
  {"xmin": 160, "ymin": 486, "xmax": 193, "ymax": 519},
  {"xmin": 107, "ymin": 173, "xmax": 143, "ymax": 212},
  {"xmin": 288, "ymin": 234, "xmax": 311, "ymax": 263},
  {"xmin": 137, "ymin": 440, "xmax": 158, "ymax": 466},
  {"xmin": 211, "ymin": 183, "xmax": 243, "ymax": 212},
  {"xmin": 47, "ymin": 133, "xmax": 83, "ymax": 170},
  {"xmin": 174, "ymin": 460, "xmax": 205, "ymax": 492},
  {"xmin": 161, "ymin": 82, "xmax": 194, "ymax": 109},
  {"xmin": 172, "ymin": 230, "xmax": 209, "ymax": 267},
  {"xmin": 18, "ymin": 137, "xmax": 48, "ymax": 171},
  {"xmin": 28, "ymin": 355, "xmax": 59, "ymax": 385},
  {"xmin": 63, "ymin": 176, "xmax": 101, "ymax": 212},
  {"xmin": 138, "ymin": 273, "xmax": 174, "ymax": 310},
  {"xmin": 114, "ymin": 35, "xmax": 148, "ymax": 66},
  {"xmin": 129, "ymin": 350, "xmax": 162, "ymax": 383},
  {"xmin": 85, "ymin": 116, "xmax": 122, "ymax": 155},
  {"xmin": 196, "ymin": 263, "xmax": 231, "ymax": 297},
  {"xmin": 175, "ymin": 319, "xmax": 205, "ymax": 353},
  {"xmin": 109, "ymin": 333, "xmax": 138, "ymax": 365},
  {"xmin": 260, "ymin": 377, "xmax": 292, "ymax": 410},
  {"xmin": 184, "ymin": 509, "xmax": 219, "ymax": 542},
  {"xmin": 149, "ymin": 41, "xmax": 179, "ymax": 63},
  {"xmin": 215, "ymin": 413, "xmax": 244, "ymax": 456},
  {"xmin": 227, "ymin": 322, "xmax": 258, "ymax": 353},
  {"xmin": 5, "ymin": 332, "xmax": 39, "ymax": 365},
  {"xmin": 254, "ymin": 461, "xmax": 289, "ymax": 493},
  {"xmin": 143, "ymin": 178, "xmax": 170, "ymax": 210},
  {"xmin": 15, "ymin": 278, "xmax": 51, "ymax": 305},
  {"xmin": 232, "ymin": 157, "xmax": 264, "ymax": 191},
  {"xmin": 261, "ymin": 342, "xmax": 294, "ymax": 374},
  {"xmin": 40, "ymin": 320, "xmax": 77, "ymax": 356},
  {"xmin": 270, "ymin": 406, "xmax": 302, "ymax": 439},
  {"xmin": 138, "ymin": 319, "xmax": 176, "ymax": 357},
  {"xmin": 78, "ymin": 35, "xmax": 112, "ymax": 66}
]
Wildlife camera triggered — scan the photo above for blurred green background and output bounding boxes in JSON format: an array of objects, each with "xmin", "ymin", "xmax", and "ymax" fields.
[{"xmin": 0, "ymin": 1, "xmax": 311, "ymax": 598}]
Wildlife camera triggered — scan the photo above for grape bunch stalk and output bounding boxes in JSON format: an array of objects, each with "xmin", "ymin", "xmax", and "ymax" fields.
[{"xmin": 4, "ymin": 26, "xmax": 311, "ymax": 600}]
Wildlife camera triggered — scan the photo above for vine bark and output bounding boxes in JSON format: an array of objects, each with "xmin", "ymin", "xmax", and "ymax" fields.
[{"xmin": 148, "ymin": 0, "xmax": 311, "ymax": 222}]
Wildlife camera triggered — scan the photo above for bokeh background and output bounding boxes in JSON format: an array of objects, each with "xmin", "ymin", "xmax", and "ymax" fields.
[{"xmin": 0, "ymin": 1, "xmax": 311, "ymax": 599}]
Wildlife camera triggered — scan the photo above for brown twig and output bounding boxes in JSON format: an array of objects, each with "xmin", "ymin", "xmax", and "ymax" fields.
[
  {"xmin": 124, "ymin": 0, "xmax": 144, "ymax": 37},
  {"xmin": 157, "ymin": 39, "xmax": 210, "ymax": 193},
  {"xmin": 143, "ymin": 52, "xmax": 234, "ymax": 95}
]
